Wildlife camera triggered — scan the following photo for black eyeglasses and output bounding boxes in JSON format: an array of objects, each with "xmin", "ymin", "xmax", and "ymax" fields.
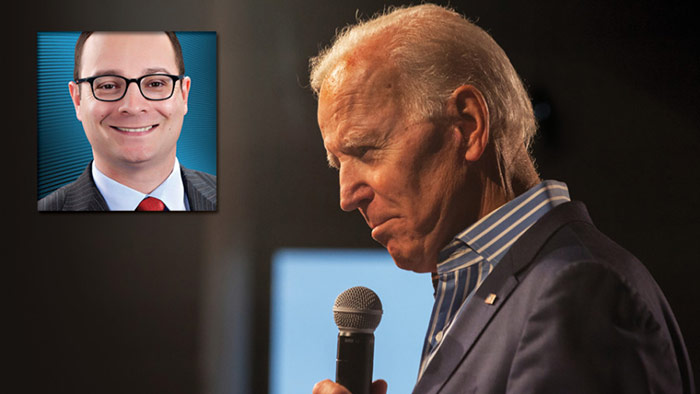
[{"xmin": 75, "ymin": 74, "xmax": 185, "ymax": 102}]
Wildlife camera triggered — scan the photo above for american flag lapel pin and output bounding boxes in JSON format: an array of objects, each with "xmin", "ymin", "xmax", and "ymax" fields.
[{"xmin": 485, "ymin": 293, "xmax": 497, "ymax": 305}]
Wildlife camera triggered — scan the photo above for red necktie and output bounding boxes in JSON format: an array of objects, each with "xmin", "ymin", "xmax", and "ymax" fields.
[{"xmin": 136, "ymin": 196, "xmax": 166, "ymax": 211}]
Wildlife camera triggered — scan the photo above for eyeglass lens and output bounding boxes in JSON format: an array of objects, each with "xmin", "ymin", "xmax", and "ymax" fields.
[{"xmin": 92, "ymin": 75, "xmax": 175, "ymax": 101}]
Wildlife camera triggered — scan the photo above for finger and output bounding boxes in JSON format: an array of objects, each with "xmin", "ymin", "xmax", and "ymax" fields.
[
  {"xmin": 312, "ymin": 379, "xmax": 351, "ymax": 394},
  {"xmin": 372, "ymin": 379, "xmax": 388, "ymax": 394}
]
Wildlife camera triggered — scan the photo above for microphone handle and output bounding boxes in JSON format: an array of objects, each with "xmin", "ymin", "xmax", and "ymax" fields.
[{"xmin": 336, "ymin": 332, "xmax": 374, "ymax": 394}]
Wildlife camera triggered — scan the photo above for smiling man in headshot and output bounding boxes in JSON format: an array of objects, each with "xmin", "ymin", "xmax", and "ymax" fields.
[{"xmin": 38, "ymin": 31, "xmax": 216, "ymax": 211}]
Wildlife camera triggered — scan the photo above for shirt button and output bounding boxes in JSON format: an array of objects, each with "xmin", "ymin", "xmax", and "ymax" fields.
[{"xmin": 436, "ymin": 330, "xmax": 443, "ymax": 342}]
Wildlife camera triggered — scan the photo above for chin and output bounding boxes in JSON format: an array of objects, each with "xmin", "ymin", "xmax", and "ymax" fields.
[
  {"xmin": 387, "ymin": 244, "xmax": 434, "ymax": 273},
  {"xmin": 117, "ymin": 145, "xmax": 160, "ymax": 163}
]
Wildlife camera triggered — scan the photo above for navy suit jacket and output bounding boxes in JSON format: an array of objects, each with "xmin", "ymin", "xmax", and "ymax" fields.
[
  {"xmin": 414, "ymin": 201, "xmax": 694, "ymax": 394},
  {"xmin": 38, "ymin": 163, "xmax": 217, "ymax": 211}
]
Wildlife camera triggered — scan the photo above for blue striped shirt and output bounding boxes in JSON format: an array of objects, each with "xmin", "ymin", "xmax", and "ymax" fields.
[{"xmin": 418, "ymin": 180, "xmax": 571, "ymax": 378}]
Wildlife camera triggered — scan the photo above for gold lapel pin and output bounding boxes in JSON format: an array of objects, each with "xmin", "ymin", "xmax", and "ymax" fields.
[{"xmin": 485, "ymin": 293, "xmax": 497, "ymax": 305}]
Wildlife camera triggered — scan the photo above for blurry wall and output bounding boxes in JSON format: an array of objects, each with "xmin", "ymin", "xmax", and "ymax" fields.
[{"xmin": 11, "ymin": 0, "xmax": 699, "ymax": 393}]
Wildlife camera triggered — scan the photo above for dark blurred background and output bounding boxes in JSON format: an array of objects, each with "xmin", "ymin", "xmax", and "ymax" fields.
[{"xmin": 11, "ymin": 0, "xmax": 699, "ymax": 392}]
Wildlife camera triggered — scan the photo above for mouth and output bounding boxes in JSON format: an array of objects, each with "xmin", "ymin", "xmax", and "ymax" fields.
[
  {"xmin": 369, "ymin": 217, "xmax": 397, "ymax": 241},
  {"xmin": 110, "ymin": 124, "xmax": 158, "ymax": 134}
]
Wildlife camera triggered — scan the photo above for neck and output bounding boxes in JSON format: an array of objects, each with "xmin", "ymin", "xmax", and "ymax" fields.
[
  {"xmin": 93, "ymin": 155, "xmax": 176, "ymax": 194},
  {"xmin": 420, "ymin": 144, "xmax": 540, "ymax": 274},
  {"xmin": 476, "ymin": 143, "xmax": 540, "ymax": 220},
  {"xmin": 478, "ymin": 175, "xmax": 509, "ymax": 219}
]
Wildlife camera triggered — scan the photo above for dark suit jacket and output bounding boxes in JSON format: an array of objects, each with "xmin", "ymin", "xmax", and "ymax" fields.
[
  {"xmin": 38, "ymin": 163, "xmax": 217, "ymax": 211},
  {"xmin": 414, "ymin": 201, "xmax": 694, "ymax": 394}
]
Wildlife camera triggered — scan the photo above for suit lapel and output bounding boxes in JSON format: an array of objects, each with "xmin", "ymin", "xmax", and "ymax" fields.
[
  {"xmin": 414, "ymin": 269, "xmax": 519, "ymax": 394},
  {"xmin": 181, "ymin": 166, "xmax": 217, "ymax": 211},
  {"xmin": 53, "ymin": 163, "xmax": 217, "ymax": 211},
  {"xmin": 413, "ymin": 202, "xmax": 593, "ymax": 394},
  {"xmin": 63, "ymin": 163, "xmax": 109, "ymax": 211}
]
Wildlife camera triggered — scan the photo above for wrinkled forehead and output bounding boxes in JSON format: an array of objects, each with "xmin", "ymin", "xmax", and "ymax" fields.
[
  {"xmin": 319, "ymin": 55, "xmax": 404, "ymax": 119},
  {"xmin": 80, "ymin": 32, "xmax": 178, "ymax": 77},
  {"xmin": 317, "ymin": 59, "xmax": 409, "ymax": 162},
  {"xmin": 321, "ymin": 47, "xmax": 401, "ymax": 94}
]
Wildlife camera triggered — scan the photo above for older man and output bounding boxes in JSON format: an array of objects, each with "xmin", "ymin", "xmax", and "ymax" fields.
[
  {"xmin": 310, "ymin": 4, "xmax": 693, "ymax": 394},
  {"xmin": 38, "ymin": 32, "xmax": 216, "ymax": 211}
]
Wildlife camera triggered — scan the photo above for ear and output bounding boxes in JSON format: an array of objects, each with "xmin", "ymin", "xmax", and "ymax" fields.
[
  {"xmin": 68, "ymin": 81, "xmax": 83, "ymax": 121},
  {"xmin": 179, "ymin": 76, "xmax": 191, "ymax": 115},
  {"xmin": 445, "ymin": 85, "xmax": 489, "ymax": 162}
]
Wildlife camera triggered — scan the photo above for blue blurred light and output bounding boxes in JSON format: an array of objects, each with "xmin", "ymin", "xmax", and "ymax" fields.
[{"xmin": 270, "ymin": 248, "xmax": 435, "ymax": 394}]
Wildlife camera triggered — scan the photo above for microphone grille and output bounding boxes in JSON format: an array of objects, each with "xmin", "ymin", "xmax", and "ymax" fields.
[{"xmin": 333, "ymin": 286, "xmax": 383, "ymax": 333}]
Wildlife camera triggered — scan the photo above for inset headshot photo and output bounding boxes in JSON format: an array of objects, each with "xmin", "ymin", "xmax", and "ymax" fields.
[{"xmin": 37, "ymin": 31, "xmax": 217, "ymax": 211}]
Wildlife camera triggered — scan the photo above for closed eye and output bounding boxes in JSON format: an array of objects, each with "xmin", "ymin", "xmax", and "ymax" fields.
[
  {"xmin": 348, "ymin": 145, "xmax": 377, "ymax": 161},
  {"xmin": 350, "ymin": 146, "xmax": 370, "ymax": 156},
  {"xmin": 326, "ymin": 145, "xmax": 378, "ymax": 170}
]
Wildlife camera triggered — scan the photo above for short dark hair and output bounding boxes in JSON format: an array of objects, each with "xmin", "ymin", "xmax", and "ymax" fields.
[{"xmin": 73, "ymin": 31, "xmax": 185, "ymax": 81}]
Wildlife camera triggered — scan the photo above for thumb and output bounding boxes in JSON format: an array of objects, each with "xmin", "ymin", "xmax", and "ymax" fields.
[{"xmin": 371, "ymin": 379, "xmax": 388, "ymax": 394}]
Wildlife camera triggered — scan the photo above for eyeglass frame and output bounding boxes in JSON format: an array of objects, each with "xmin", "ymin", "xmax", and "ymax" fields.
[{"xmin": 74, "ymin": 73, "xmax": 186, "ymax": 102}]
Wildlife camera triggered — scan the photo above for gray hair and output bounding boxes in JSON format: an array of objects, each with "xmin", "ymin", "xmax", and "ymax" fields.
[{"xmin": 309, "ymin": 4, "xmax": 537, "ymax": 166}]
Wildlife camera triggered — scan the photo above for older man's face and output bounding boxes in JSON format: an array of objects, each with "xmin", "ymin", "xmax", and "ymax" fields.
[
  {"xmin": 69, "ymin": 32, "xmax": 190, "ymax": 174},
  {"xmin": 318, "ymin": 59, "xmax": 471, "ymax": 273}
]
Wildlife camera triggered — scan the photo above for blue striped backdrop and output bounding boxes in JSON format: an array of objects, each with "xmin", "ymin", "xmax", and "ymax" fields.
[{"xmin": 37, "ymin": 31, "xmax": 217, "ymax": 200}]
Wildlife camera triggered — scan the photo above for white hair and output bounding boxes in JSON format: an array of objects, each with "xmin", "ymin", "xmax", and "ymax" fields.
[{"xmin": 310, "ymin": 4, "xmax": 538, "ymax": 169}]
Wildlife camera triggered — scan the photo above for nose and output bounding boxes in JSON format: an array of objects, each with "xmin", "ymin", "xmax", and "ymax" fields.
[
  {"xmin": 339, "ymin": 163, "xmax": 373, "ymax": 212},
  {"xmin": 118, "ymin": 81, "xmax": 148, "ymax": 114}
]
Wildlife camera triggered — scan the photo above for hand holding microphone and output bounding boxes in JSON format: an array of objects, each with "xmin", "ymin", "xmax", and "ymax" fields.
[
  {"xmin": 312, "ymin": 379, "xmax": 387, "ymax": 394},
  {"xmin": 312, "ymin": 286, "xmax": 387, "ymax": 394}
]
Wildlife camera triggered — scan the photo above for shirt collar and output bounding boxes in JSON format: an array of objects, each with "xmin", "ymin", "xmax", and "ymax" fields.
[
  {"xmin": 437, "ymin": 180, "xmax": 571, "ymax": 275},
  {"xmin": 92, "ymin": 158, "xmax": 188, "ymax": 211}
]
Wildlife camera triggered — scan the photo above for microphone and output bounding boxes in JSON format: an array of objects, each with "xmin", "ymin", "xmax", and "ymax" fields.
[{"xmin": 333, "ymin": 286, "xmax": 383, "ymax": 394}]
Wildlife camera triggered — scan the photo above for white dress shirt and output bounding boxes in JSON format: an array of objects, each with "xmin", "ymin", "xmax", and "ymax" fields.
[{"xmin": 92, "ymin": 158, "xmax": 190, "ymax": 211}]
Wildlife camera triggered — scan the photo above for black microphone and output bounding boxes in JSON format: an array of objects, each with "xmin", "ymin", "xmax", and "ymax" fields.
[{"xmin": 333, "ymin": 286, "xmax": 383, "ymax": 394}]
